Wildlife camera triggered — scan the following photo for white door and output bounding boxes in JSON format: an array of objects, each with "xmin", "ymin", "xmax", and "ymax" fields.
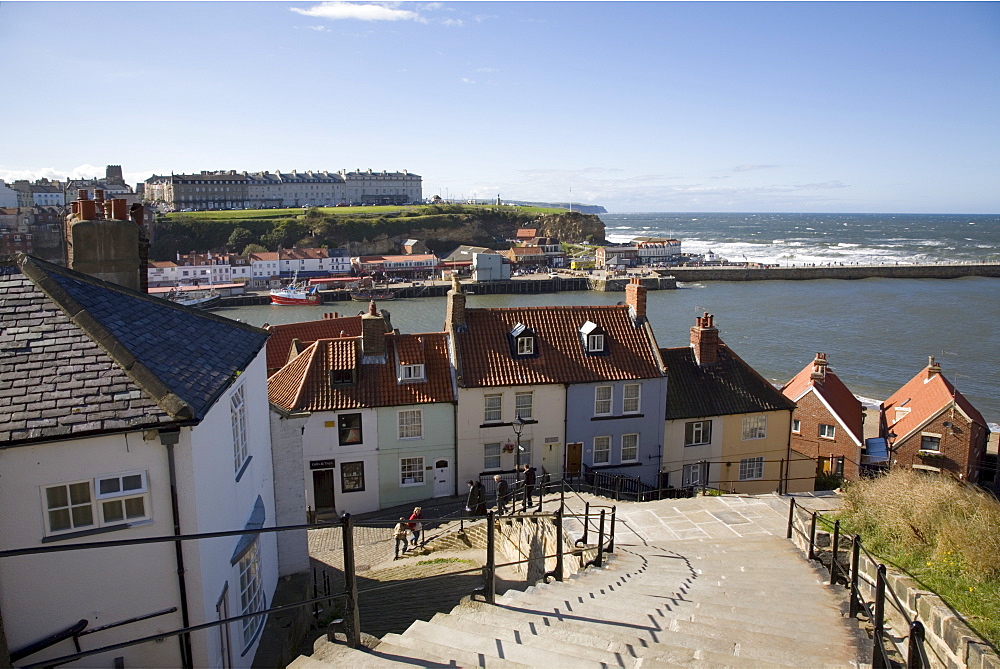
[{"xmin": 433, "ymin": 458, "xmax": 451, "ymax": 497}]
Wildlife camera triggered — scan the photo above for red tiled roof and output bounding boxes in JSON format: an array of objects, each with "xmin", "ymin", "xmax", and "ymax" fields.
[
  {"xmin": 782, "ymin": 359, "xmax": 863, "ymax": 443},
  {"xmin": 280, "ymin": 248, "xmax": 327, "ymax": 260},
  {"xmin": 883, "ymin": 363, "xmax": 987, "ymax": 440},
  {"xmin": 268, "ymin": 332, "xmax": 455, "ymax": 411},
  {"xmin": 250, "ymin": 252, "xmax": 279, "ymax": 261},
  {"xmin": 265, "ymin": 315, "xmax": 368, "ymax": 373},
  {"xmin": 454, "ymin": 305, "xmax": 663, "ymax": 388},
  {"xmin": 516, "ymin": 228, "xmax": 537, "ymax": 238}
]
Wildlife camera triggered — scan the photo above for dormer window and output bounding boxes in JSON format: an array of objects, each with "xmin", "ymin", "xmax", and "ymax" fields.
[
  {"xmin": 579, "ymin": 321, "xmax": 608, "ymax": 355},
  {"xmin": 330, "ymin": 369, "xmax": 354, "ymax": 385},
  {"xmin": 400, "ymin": 363, "xmax": 425, "ymax": 382},
  {"xmin": 508, "ymin": 323, "xmax": 537, "ymax": 358}
]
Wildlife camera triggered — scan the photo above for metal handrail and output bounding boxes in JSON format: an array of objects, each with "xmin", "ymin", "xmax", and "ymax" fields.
[{"xmin": 786, "ymin": 499, "xmax": 931, "ymax": 668}]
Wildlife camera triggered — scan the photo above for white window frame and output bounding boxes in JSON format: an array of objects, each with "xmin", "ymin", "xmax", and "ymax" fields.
[
  {"xmin": 920, "ymin": 434, "xmax": 941, "ymax": 451},
  {"xmin": 594, "ymin": 385, "xmax": 612, "ymax": 416},
  {"xmin": 517, "ymin": 336, "xmax": 534, "ymax": 355},
  {"xmin": 95, "ymin": 471, "xmax": 150, "ymax": 526},
  {"xmin": 484, "ymin": 442, "xmax": 501, "ymax": 470},
  {"xmin": 739, "ymin": 457, "xmax": 765, "ymax": 481},
  {"xmin": 818, "ymin": 423, "xmax": 836, "ymax": 439},
  {"xmin": 621, "ymin": 433, "xmax": 638, "ymax": 462},
  {"xmin": 682, "ymin": 463, "xmax": 702, "ymax": 487},
  {"xmin": 401, "ymin": 363, "xmax": 424, "ymax": 381},
  {"xmin": 587, "ymin": 333, "xmax": 605, "ymax": 352},
  {"xmin": 593, "ymin": 435, "xmax": 611, "ymax": 464},
  {"xmin": 685, "ymin": 420, "xmax": 712, "ymax": 446},
  {"xmin": 398, "ymin": 409, "xmax": 423, "ymax": 439},
  {"xmin": 238, "ymin": 538, "xmax": 265, "ymax": 649},
  {"xmin": 484, "ymin": 394, "xmax": 502, "ymax": 423},
  {"xmin": 231, "ymin": 383, "xmax": 249, "ymax": 474},
  {"xmin": 518, "ymin": 438, "xmax": 533, "ymax": 466},
  {"xmin": 792, "ymin": 419, "xmax": 801, "ymax": 434},
  {"xmin": 741, "ymin": 415, "xmax": 767, "ymax": 441},
  {"xmin": 515, "ymin": 391, "xmax": 533, "ymax": 420},
  {"xmin": 42, "ymin": 472, "xmax": 151, "ymax": 536},
  {"xmin": 623, "ymin": 384, "xmax": 641, "ymax": 414},
  {"xmin": 400, "ymin": 457, "xmax": 425, "ymax": 486}
]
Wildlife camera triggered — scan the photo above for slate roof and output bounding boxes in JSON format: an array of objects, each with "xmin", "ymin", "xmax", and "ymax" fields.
[
  {"xmin": 268, "ymin": 332, "xmax": 455, "ymax": 412},
  {"xmin": 661, "ymin": 345, "xmax": 795, "ymax": 420},
  {"xmin": 883, "ymin": 362, "xmax": 987, "ymax": 441},
  {"xmin": 265, "ymin": 314, "xmax": 373, "ymax": 374},
  {"xmin": 782, "ymin": 358, "xmax": 864, "ymax": 443},
  {"xmin": 0, "ymin": 255, "xmax": 269, "ymax": 446},
  {"xmin": 454, "ymin": 305, "xmax": 663, "ymax": 388}
]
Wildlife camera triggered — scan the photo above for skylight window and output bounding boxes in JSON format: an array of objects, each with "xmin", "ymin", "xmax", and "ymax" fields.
[{"xmin": 508, "ymin": 323, "xmax": 537, "ymax": 358}]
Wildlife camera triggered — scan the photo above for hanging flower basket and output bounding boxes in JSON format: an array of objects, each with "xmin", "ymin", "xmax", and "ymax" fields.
[{"xmin": 502, "ymin": 443, "xmax": 515, "ymax": 453}]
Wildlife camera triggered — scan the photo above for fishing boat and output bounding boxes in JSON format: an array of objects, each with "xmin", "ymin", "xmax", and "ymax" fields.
[
  {"xmin": 164, "ymin": 287, "xmax": 222, "ymax": 310},
  {"xmin": 270, "ymin": 280, "xmax": 322, "ymax": 306},
  {"xmin": 349, "ymin": 289, "xmax": 396, "ymax": 302}
]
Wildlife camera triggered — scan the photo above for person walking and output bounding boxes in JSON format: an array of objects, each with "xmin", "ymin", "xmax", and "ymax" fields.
[
  {"xmin": 408, "ymin": 506, "xmax": 423, "ymax": 547},
  {"xmin": 466, "ymin": 479, "xmax": 487, "ymax": 516},
  {"xmin": 494, "ymin": 475, "xmax": 510, "ymax": 515},
  {"xmin": 393, "ymin": 517, "xmax": 409, "ymax": 559},
  {"xmin": 522, "ymin": 464, "xmax": 536, "ymax": 511}
]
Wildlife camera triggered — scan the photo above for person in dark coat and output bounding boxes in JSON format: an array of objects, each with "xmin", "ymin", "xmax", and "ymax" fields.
[
  {"xmin": 466, "ymin": 480, "xmax": 487, "ymax": 516},
  {"xmin": 494, "ymin": 475, "xmax": 510, "ymax": 515},
  {"xmin": 522, "ymin": 464, "xmax": 536, "ymax": 511}
]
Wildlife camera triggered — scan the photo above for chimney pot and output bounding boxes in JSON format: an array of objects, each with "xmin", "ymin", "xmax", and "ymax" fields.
[
  {"xmin": 690, "ymin": 312, "xmax": 719, "ymax": 365},
  {"xmin": 77, "ymin": 189, "xmax": 89, "ymax": 201}
]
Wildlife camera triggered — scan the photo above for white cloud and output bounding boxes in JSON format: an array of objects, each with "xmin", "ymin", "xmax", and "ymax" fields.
[
  {"xmin": 733, "ymin": 164, "xmax": 778, "ymax": 172},
  {"xmin": 442, "ymin": 18, "xmax": 464, "ymax": 27},
  {"xmin": 0, "ymin": 164, "xmax": 105, "ymax": 183},
  {"xmin": 460, "ymin": 78, "xmax": 476, "ymax": 85},
  {"xmin": 306, "ymin": 24, "xmax": 331, "ymax": 31},
  {"xmin": 291, "ymin": 2, "xmax": 423, "ymax": 22}
]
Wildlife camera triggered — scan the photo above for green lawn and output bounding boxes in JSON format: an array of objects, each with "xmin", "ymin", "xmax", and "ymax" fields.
[{"xmin": 166, "ymin": 203, "xmax": 564, "ymax": 221}]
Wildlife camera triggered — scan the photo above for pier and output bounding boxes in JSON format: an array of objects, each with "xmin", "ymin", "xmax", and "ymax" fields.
[{"xmin": 215, "ymin": 263, "xmax": 998, "ymax": 308}]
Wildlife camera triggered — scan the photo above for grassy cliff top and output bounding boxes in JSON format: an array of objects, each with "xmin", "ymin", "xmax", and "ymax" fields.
[{"xmin": 164, "ymin": 203, "xmax": 565, "ymax": 222}]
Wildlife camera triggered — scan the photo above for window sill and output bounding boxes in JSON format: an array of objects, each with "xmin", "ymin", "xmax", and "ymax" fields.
[
  {"xmin": 684, "ymin": 442, "xmax": 710, "ymax": 448},
  {"xmin": 591, "ymin": 414, "xmax": 644, "ymax": 421},
  {"xmin": 399, "ymin": 482, "xmax": 426, "ymax": 488},
  {"xmin": 43, "ymin": 519, "xmax": 152, "ymax": 544},
  {"xmin": 235, "ymin": 455, "xmax": 253, "ymax": 482}
]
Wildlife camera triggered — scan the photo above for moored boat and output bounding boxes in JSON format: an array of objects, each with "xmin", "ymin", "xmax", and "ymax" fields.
[
  {"xmin": 350, "ymin": 289, "xmax": 396, "ymax": 301},
  {"xmin": 271, "ymin": 282, "xmax": 321, "ymax": 305},
  {"xmin": 165, "ymin": 287, "xmax": 222, "ymax": 309}
]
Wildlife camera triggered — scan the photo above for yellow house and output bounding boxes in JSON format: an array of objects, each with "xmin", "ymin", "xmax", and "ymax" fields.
[{"xmin": 661, "ymin": 313, "xmax": 815, "ymax": 495}]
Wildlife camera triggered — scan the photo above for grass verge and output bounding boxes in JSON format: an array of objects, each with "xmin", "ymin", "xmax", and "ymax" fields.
[{"xmin": 836, "ymin": 469, "xmax": 1000, "ymax": 646}]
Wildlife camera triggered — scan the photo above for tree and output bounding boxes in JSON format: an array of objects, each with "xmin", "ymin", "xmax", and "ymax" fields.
[
  {"xmin": 242, "ymin": 243, "xmax": 267, "ymax": 256},
  {"xmin": 228, "ymin": 227, "xmax": 256, "ymax": 252}
]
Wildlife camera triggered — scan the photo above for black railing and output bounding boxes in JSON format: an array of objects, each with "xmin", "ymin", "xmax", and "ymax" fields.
[
  {"xmin": 786, "ymin": 498, "xmax": 932, "ymax": 668},
  {"xmin": 5, "ymin": 499, "xmax": 616, "ymax": 668}
]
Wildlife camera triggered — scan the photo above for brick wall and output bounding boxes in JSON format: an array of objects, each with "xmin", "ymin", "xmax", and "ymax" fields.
[
  {"xmin": 891, "ymin": 412, "xmax": 987, "ymax": 483},
  {"xmin": 791, "ymin": 391, "xmax": 862, "ymax": 480}
]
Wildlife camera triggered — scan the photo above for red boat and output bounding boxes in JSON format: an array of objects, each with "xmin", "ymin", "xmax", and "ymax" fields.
[{"xmin": 270, "ymin": 282, "xmax": 321, "ymax": 306}]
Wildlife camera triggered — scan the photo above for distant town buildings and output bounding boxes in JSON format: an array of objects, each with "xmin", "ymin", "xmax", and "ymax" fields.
[{"xmin": 143, "ymin": 168, "xmax": 422, "ymax": 211}]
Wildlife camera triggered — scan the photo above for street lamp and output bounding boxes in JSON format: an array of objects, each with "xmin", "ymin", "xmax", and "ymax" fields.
[{"xmin": 512, "ymin": 414, "xmax": 526, "ymax": 487}]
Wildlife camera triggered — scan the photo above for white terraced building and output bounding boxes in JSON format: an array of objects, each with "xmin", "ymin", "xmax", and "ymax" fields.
[{"xmin": 144, "ymin": 169, "xmax": 422, "ymax": 210}]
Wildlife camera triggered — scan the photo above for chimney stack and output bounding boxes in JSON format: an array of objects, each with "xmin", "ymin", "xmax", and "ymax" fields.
[
  {"xmin": 927, "ymin": 355, "xmax": 942, "ymax": 379},
  {"xmin": 690, "ymin": 312, "xmax": 719, "ymax": 365},
  {"xmin": 445, "ymin": 276, "xmax": 467, "ymax": 333},
  {"xmin": 625, "ymin": 278, "xmax": 647, "ymax": 321},
  {"xmin": 361, "ymin": 301, "xmax": 387, "ymax": 360},
  {"xmin": 810, "ymin": 352, "xmax": 828, "ymax": 382}
]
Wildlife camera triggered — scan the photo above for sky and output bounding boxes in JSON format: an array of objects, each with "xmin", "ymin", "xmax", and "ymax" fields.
[{"xmin": 1, "ymin": 1, "xmax": 998, "ymax": 214}]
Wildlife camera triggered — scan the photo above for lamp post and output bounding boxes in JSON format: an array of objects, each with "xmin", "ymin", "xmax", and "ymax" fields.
[{"xmin": 512, "ymin": 414, "xmax": 526, "ymax": 490}]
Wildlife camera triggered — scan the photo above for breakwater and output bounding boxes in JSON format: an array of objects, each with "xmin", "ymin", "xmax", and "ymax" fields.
[{"xmin": 660, "ymin": 263, "xmax": 1000, "ymax": 282}]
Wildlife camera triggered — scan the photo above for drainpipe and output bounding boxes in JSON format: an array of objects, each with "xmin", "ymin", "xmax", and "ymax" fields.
[
  {"xmin": 783, "ymin": 409, "xmax": 793, "ymax": 495},
  {"xmin": 160, "ymin": 429, "xmax": 194, "ymax": 669}
]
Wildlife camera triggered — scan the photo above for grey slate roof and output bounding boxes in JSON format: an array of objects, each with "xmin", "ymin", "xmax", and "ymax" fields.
[
  {"xmin": 0, "ymin": 255, "xmax": 269, "ymax": 446},
  {"xmin": 661, "ymin": 345, "xmax": 795, "ymax": 420}
]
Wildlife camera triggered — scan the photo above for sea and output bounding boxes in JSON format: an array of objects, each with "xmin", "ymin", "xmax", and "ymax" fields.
[{"xmin": 217, "ymin": 212, "xmax": 1000, "ymax": 427}]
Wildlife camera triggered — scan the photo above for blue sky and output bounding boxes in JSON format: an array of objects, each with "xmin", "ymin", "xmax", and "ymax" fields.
[{"xmin": 1, "ymin": 1, "xmax": 998, "ymax": 213}]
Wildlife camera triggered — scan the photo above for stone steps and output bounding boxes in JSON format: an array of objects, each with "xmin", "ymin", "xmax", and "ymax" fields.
[{"xmin": 295, "ymin": 494, "xmax": 864, "ymax": 668}]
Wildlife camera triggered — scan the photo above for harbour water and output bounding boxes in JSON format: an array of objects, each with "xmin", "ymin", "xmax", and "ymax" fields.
[{"xmin": 217, "ymin": 212, "xmax": 999, "ymax": 425}]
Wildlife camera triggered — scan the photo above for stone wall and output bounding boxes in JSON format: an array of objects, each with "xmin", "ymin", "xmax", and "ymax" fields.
[
  {"xmin": 494, "ymin": 515, "xmax": 596, "ymax": 583},
  {"xmin": 664, "ymin": 264, "xmax": 1000, "ymax": 282},
  {"xmin": 789, "ymin": 511, "xmax": 999, "ymax": 669}
]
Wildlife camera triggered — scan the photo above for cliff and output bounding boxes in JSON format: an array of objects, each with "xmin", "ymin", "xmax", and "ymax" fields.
[{"xmin": 342, "ymin": 210, "xmax": 606, "ymax": 256}]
